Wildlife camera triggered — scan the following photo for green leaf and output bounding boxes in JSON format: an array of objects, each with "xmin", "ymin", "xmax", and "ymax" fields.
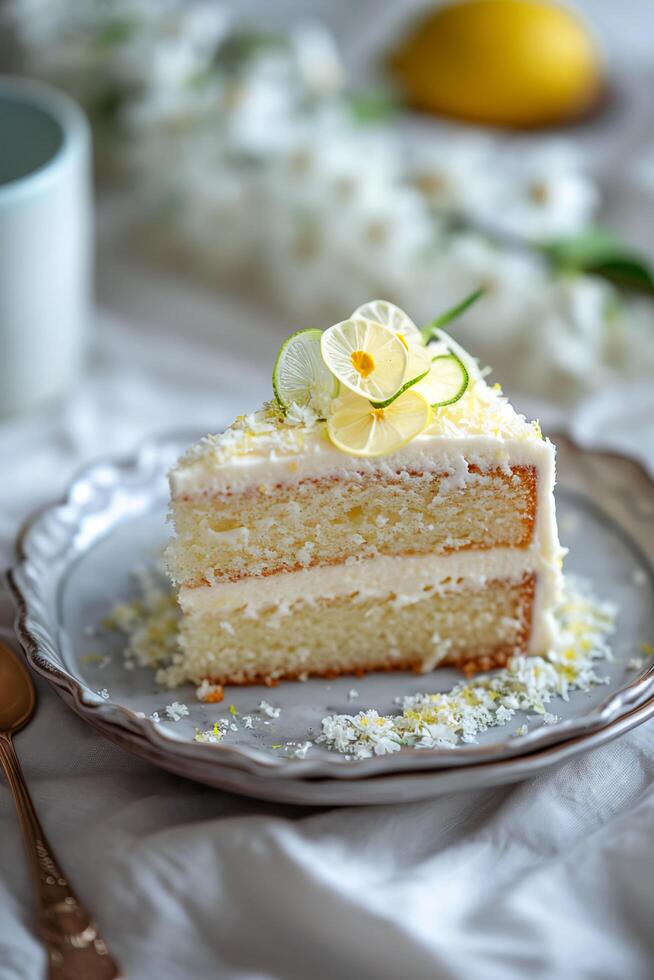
[
  {"xmin": 589, "ymin": 258, "xmax": 654, "ymax": 294},
  {"xmin": 91, "ymin": 86, "xmax": 126, "ymax": 123},
  {"xmin": 542, "ymin": 228, "xmax": 654, "ymax": 296},
  {"xmin": 348, "ymin": 91, "xmax": 398, "ymax": 125},
  {"xmin": 214, "ymin": 32, "xmax": 289, "ymax": 74},
  {"xmin": 95, "ymin": 18, "xmax": 136, "ymax": 49},
  {"xmin": 420, "ymin": 288, "xmax": 485, "ymax": 344}
]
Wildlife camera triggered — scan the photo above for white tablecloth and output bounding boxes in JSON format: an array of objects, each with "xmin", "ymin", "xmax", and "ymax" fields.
[{"xmin": 4, "ymin": 1, "xmax": 654, "ymax": 973}]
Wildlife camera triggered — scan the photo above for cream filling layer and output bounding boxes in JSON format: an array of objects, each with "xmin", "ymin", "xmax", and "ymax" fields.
[{"xmin": 179, "ymin": 546, "xmax": 561, "ymax": 655}]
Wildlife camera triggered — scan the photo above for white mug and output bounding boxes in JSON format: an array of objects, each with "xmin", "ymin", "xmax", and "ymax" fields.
[{"xmin": 0, "ymin": 75, "xmax": 92, "ymax": 417}]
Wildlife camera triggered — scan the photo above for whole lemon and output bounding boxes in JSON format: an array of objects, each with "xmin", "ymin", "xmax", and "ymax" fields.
[{"xmin": 390, "ymin": 0, "xmax": 602, "ymax": 127}]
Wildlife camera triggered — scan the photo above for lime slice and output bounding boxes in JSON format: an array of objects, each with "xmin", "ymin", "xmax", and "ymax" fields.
[
  {"xmin": 415, "ymin": 353, "xmax": 469, "ymax": 408},
  {"xmin": 369, "ymin": 365, "xmax": 430, "ymax": 409},
  {"xmin": 320, "ymin": 317, "xmax": 408, "ymax": 402},
  {"xmin": 273, "ymin": 328, "xmax": 338, "ymax": 416},
  {"xmin": 327, "ymin": 388, "xmax": 432, "ymax": 458},
  {"xmin": 353, "ymin": 300, "xmax": 422, "ymax": 345}
]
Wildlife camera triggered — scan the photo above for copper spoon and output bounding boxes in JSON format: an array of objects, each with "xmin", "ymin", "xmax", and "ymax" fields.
[{"xmin": 0, "ymin": 640, "xmax": 121, "ymax": 979}]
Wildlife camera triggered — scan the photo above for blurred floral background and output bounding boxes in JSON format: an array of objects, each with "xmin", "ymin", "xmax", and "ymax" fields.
[{"xmin": 1, "ymin": 0, "xmax": 654, "ymax": 528}]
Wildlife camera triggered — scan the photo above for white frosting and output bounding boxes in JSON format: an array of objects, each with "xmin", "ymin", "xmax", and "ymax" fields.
[
  {"xmin": 170, "ymin": 374, "xmax": 544, "ymax": 497},
  {"xmin": 171, "ymin": 433, "xmax": 552, "ymax": 497}
]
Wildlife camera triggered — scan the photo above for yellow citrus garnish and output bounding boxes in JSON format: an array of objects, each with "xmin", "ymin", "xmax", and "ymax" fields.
[
  {"xmin": 353, "ymin": 299, "xmax": 423, "ymax": 345},
  {"xmin": 321, "ymin": 317, "xmax": 408, "ymax": 401},
  {"xmin": 326, "ymin": 387, "xmax": 432, "ymax": 458},
  {"xmin": 352, "ymin": 299, "xmax": 431, "ymax": 383},
  {"xmin": 351, "ymin": 350, "xmax": 375, "ymax": 378}
]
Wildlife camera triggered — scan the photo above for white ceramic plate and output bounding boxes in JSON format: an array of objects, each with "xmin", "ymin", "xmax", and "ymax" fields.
[{"xmin": 8, "ymin": 432, "xmax": 654, "ymax": 804}]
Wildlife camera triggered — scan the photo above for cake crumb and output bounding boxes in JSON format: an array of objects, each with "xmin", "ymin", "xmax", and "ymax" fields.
[
  {"xmin": 196, "ymin": 680, "xmax": 225, "ymax": 703},
  {"xmin": 259, "ymin": 700, "xmax": 281, "ymax": 718},
  {"xmin": 347, "ymin": 688, "xmax": 359, "ymax": 701}
]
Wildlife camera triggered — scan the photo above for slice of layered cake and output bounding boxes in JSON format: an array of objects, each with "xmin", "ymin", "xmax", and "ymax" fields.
[{"xmin": 166, "ymin": 297, "xmax": 563, "ymax": 686}]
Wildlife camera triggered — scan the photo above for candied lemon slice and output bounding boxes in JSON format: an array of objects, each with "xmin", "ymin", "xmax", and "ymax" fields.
[
  {"xmin": 321, "ymin": 317, "xmax": 408, "ymax": 402},
  {"xmin": 354, "ymin": 299, "xmax": 431, "ymax": 382},
  {"xmin": 415, "ymin": 353, "xmax": 469, "ymax": 408},
  {"xmin": 353, "ymin": 299, "xmax": 423, "ymax": 345},
  {"xmin": 273, "ymin": 328, "xmax": 338, "ymax": 416},
  {"xmin": 326, "ymin": 388, "xmax": 432, "ymax": 458}
]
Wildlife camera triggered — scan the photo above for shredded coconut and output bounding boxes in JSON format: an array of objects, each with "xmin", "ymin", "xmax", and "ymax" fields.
[
  {"xmin": 194, "ymin": 719, "xmax": 231, "ymax": 743},
  {"xmin": 318, "ymin": 577, "xmax": 616, "ymax": 757},
  {"xmin": 165, "ymin": 701, "xmax": 190, "ymax": 722},
  {"xmin": 283, "ymin": 402, "xmax": 319, "ymax": 428},
  {"xmin": 259, "ymin": 700, "xmax": 281, "ymax": 718}
]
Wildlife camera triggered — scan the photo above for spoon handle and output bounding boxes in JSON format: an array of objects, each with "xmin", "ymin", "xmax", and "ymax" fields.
[{"xmin": 0, "ymin": 732, "xmax": 121, "ymax": 980}]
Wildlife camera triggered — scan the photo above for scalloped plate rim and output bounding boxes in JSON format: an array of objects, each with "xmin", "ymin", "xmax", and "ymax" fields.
[{"xmin": 7, "ymin": 428, "xmax": 654, "ymax": 784}]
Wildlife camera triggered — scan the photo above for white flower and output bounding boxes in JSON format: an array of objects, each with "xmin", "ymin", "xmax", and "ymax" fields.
[
  {"xmin": 283, "ymin": 402, "xmax": 319, "ymax": 428},
  {"xmin": 474, "ymin": 143, "xmax": 599, "ymax": 240},
  {"xmin": 411, "ymin": 135, "xmax": 497, "ymax": 219},
  {"xmin": 416, "ymin": 722, "xmax": 457, "ymax": 748},
  {"xmin": 290, "ymin": 23, "xmax": 344, "ymax": 97},
  {"xmin": 373, "ymin": 733, "xmax": 402, "ymax": 755}
]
